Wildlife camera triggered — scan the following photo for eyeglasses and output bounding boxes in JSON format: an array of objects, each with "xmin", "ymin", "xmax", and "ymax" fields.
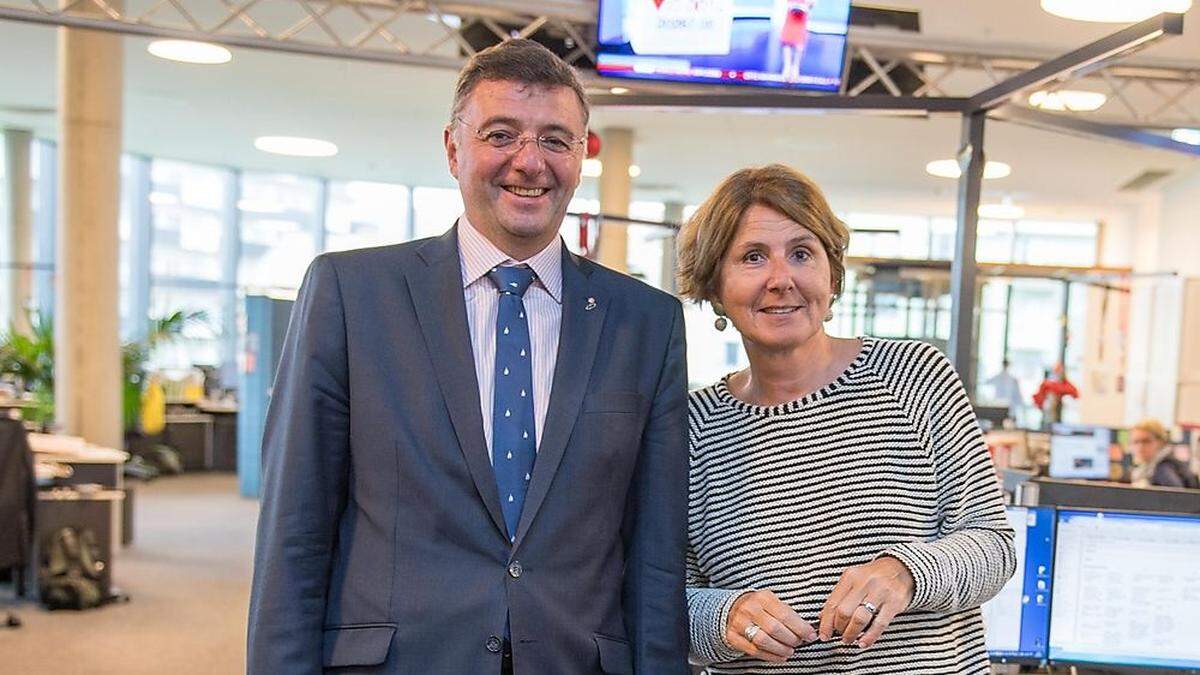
[{"xmin": 453, "ymin": 116, "xmax": 585, "ymax": 157}]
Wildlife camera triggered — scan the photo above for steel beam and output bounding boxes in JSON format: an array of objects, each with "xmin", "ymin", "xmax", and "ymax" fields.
[
  {"xmin": 991, "ymin": 104, "xmax": 1200, "ymax": 156},
  {"xmin": 949, "ymin": 111, "xmax": 986, "ymax": 397},
  {"xmin": 589, "ymin": 92, "xmax": 969, "ymax": 113},
  {"xmin": 966, "ymin": 12, "xmax": 1184, "ymax": 112}
]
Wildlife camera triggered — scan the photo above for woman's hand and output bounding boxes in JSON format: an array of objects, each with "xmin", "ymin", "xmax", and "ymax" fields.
[
  {"xmin": 725, "ymin": 590, "xmax": 817, "ymax": 662},
  {"xmin": 818, "ymin": 556, "xmax": 915, "ymax": 648}
]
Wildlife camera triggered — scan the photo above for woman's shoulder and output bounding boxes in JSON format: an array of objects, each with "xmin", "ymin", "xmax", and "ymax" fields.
[
  {"xmin": 863, "ymin": 337, "xmax": 954, "ymax": 378},
  {"xmin": 687, "ymin": 381, "xmax": 726, "ymax": 418}
]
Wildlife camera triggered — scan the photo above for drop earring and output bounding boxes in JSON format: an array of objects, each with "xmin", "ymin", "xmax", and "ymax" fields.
[{"xmin": 713, "ymin": 305, "xmax": 728, "ymax": 331}]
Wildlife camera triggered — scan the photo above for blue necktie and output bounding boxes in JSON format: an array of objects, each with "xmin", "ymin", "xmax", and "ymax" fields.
[{"xmin": 487, "ymin": 265, "xmax": 538, "ymax": 543}]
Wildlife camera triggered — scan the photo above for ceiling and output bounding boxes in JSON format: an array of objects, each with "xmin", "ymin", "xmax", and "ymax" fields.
[{"xmin": 0, "ymin": 1, "xmax": 1197, "ymax": 213}]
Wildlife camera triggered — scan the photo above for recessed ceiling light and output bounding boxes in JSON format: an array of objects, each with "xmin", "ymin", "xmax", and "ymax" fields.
[
  {"xmin": 582, "ymin": 158, "xmax": 603, "ymax": 178},
  {"xmin": 254, "ymin": 136, "xmax": 338, "ymax": 157},
  {"xmin": 628, "ymin": 164, "xmax": 641, "ymax": 178},
  {"xmin": 147, "ymin": 40, "xmax": 232, "ymax": 65},
  {"xmin": 978, "ymin": 201, "xmax": 1025, "ymax": 219},
  {"xmin": 610, "ymin": 87, "xmax": 630, "ymax": 95},
  {"xmin": 925, "ymin": 159, "xmax": 1012, "ymax": 180},
  {"xmin": 1171, "ymin": 128, "xmax": 1200, "ymax": 145},
  {"xmin": 1029, "ymin": 89, "xmax": 1107, "ymax": 112},
  {"xmin": 1041, "ymin": 0, "xmax": 1191, "ymax": 23}
]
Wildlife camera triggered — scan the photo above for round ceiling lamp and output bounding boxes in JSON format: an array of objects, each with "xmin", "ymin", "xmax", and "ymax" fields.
[
  {"xmin": 147, "ymin": 40, "xmax": 232, "ymax": 65},
  {"xmin": 1040, "ymin": 0, "xmax": 1192, "ymax": 23},
  {"xmin": 254, "ymin": 136, "xmax": 339, "ymax": 157},
  {"xmin": 925, "ymin": 159, "xmax": 1012, "ymax": 180}
]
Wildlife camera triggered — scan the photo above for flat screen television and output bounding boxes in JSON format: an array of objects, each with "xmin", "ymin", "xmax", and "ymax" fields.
[
  {"xmin": 1049, "ymin": 509, "xmax": 1200, "ymax": 670},
  {"xmin": 595, "ymin": 0, "xmax": 852, "ymax": 92},
  {"xmin": 983, "ymin": 506, "xmax": 1056, "ymax": 664}
]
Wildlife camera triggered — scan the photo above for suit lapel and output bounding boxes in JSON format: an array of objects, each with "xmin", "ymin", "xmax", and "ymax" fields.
[
  {"xmin": 409, "ymin": 226, "xmax": 507, "ymax": 539},
  {"xmin": 514, "ymin": 251, "xmax": 607, "ymax": 546}
]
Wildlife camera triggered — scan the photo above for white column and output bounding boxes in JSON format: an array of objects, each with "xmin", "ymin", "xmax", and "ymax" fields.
[
  {"xmin": 55, "ymin": 13, "xmax": 124, "ymax": 449},
  {"xmin": 4, "ymin": 127, "xmax": 33, "ymax": 334},
  {"xmin": 597, "ymin": 127, "xmax": 633, "ymax": 273},
  {"xmin": 660, "ymin": 201, "xmax": 683, "ymax": 296}
]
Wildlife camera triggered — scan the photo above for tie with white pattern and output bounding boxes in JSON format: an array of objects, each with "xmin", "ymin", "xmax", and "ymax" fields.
[{"xmin": 487, "ymin": 265, "xmax": 538, "ymax": 543}]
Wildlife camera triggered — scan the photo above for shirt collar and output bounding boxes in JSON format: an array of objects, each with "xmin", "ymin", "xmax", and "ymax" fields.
[{"xmin": 457, "ymin": 215, "xmax": 563, "ymax": 303}]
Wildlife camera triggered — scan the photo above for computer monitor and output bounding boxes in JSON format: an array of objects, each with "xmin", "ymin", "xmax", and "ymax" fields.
[
  {"xmin": 1049, "ymin": 509, "xmax": 1200, "ymax": 670},
  {"xmin": 1048, "ymin": 424, "xmax": 1112, "ymax": 479},
  {"xmin": 983, "ymin": 506, "xmax": 1055, "ymax": 664}
]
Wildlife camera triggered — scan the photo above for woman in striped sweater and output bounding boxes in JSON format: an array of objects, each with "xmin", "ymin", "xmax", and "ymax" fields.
[{"xmin": 676, "ymin": 164, "xmax": 1015, "ymax": 674}]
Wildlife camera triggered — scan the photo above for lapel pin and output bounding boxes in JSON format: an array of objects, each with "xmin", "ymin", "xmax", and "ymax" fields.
[{"xmin": 585, "ymin": 297, "xmax": 597, "ymax": 311}]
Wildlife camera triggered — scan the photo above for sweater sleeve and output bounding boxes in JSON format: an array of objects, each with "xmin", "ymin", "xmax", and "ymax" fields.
[
  {"xmin": 686, "ymin": 547, "xmax": 751, "ymax": 663},
  {"xmin": 685, "ymin": 401, "xmax": 751, "ymax": 664},
  {"xmin": 881, "ymin": 343, "xmax": 1017, "ymax": 613}
]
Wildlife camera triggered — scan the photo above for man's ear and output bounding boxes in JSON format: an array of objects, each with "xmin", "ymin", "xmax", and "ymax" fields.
[{"xmin": 444, "ymin": 125, "xmax": 459, "ymax": 178}]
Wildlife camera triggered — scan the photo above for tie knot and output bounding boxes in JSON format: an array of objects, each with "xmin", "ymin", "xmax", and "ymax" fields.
[{"xmin": 487, "ymin": 265, "xmax": 537, "ymax": 297}]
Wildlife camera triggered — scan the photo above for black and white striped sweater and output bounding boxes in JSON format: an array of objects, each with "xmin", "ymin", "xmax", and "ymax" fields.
[{"xmin": 686, "ymin": 337, "xmax": 1016, "ymax": 674}]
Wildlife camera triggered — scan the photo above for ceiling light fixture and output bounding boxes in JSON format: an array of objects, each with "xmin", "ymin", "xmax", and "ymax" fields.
[
  {"xmin": 1040, "ymin": 0, "xmax": 1191, "ymax": 23},
  {"xmin": 582, "ymin": 158, "xmax": 603, "ymax": 178},
  {"xmin": 628, "ymin": 165, "xmax": 641, "ymax": 178},
  {"xmin": 1171, "ymin": 128, "xmax": 1200, "ymax": 145},
  {"xmin": 147, "ymin": 40, "xmax": 232, "ymax": 65},
  {"xmin": 610, "ymin": 87, "xmax": 630, "ymax": 95},
  {"xmin": 1029, "ymin": 89, "xmax": 1108, "ymax": 112},
  {"xmin": 254, "ymin": 136, "xmax": 338, "ymax": 157},
  {"xmin": 925, "ymin": 159, "xmax": 1012, "ymax": 180}
]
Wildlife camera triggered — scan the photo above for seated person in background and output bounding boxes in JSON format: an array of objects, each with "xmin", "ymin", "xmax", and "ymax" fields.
[
  {"xmin": 677, "ymin": 164, "xmax": 1016, "ymax": 674},
  {"xmin": 1129, "ymin": 418, "xmax": 1200, "ymax": 489}
]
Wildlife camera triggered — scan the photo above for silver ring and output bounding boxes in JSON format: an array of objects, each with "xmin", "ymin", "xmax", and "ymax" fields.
[
  {"xmin": 859, "ymin": 600, "xmax": 878, "ymax": 616},
  {"xmin": 743, "ymin": 623, "xmax": 760, "ymax": 641}
]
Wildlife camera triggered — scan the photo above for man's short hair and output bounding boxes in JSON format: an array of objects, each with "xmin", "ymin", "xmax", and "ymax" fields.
[{"xmin": 451, "ymin": 38, "xmax": 590, "ymax": 125}]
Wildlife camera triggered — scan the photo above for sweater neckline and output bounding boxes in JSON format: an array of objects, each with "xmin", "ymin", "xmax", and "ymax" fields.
[{"xmin": 714, "ymin": 336, "xmax": 874, "ymax": 416}]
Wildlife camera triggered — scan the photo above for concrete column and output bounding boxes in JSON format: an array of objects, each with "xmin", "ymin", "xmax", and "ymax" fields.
[
  {"xmin": 660, "ymin": 201, "xmax": 683, "ymax": 296},
  {"xmin": 4, "ymin": 128, "xmax": 33, "ymax": 334},
  {"xmin": 597, "ymin": 127, "xmax": 632, "ymax": 272},
  {"xmin": 55, "ymin": 14, "xmax": 124, "ymax": 449}
]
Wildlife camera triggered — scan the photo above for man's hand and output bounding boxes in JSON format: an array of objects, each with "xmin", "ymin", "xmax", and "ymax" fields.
[
  {"xmin": 818, "ymin": 556, "xmax": 915, "ymax": 648},
  {"xmin": 724, "ymin": 590, "xmax": 817, "ymax": 663}
]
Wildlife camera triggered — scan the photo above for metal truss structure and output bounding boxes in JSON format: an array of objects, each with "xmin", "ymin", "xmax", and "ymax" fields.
[
  {"xmin": 2, "ymin": 0, "xmax": 1197, "ymax": 132},
  {"xmin": 0, "ymin": 0, "xmax": 1196, "ymax": 386}
]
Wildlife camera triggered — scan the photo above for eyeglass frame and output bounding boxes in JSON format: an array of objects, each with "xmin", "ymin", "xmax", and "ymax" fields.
[{"xmin": 451, "ymin": 115, "xmax": 587, "ymax": 157}]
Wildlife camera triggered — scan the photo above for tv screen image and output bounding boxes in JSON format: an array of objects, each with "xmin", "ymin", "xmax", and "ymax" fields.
[
  {"xmin": 595, "ymin": 0, "xmax": 853, "ymax": 92},
  {"xmin": 1048, "ymin": 424, "xmax": 1112, "ymax": 480},
  {"xmin": 983, "ymin": 506, "xmax": 1055, "ymax": 663},
  {"xmin": 1049, "ymin": 509, "xmax": 1200, "ymax": 669}
]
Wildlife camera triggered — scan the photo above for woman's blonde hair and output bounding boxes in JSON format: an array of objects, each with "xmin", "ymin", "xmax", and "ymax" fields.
[
  {"xmin": 676, "ymin": 164, "xmax": 849, "ymax": 307},
  {"xmin": 1132, "ymin": 418, "xmax": 1169, "ymax": 444}
]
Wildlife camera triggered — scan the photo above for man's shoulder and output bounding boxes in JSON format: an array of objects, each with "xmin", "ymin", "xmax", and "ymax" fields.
[
  {"xmin": 318, "ymin": 237, "xmax": 440, "ymax": 272},
  {"xmin": 577, "ymin": 256, "xmax": 680, "ymax": 311}
]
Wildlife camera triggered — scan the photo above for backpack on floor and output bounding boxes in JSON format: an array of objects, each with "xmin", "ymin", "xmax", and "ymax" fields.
[{"xmin": 39, "ymin": 526, "xmax": 105, "ymax": 610}]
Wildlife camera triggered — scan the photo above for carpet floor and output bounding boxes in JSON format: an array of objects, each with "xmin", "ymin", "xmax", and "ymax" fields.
[{"xmin": 1, "ymin": 473, "xmax": 258, "ymax": 674}]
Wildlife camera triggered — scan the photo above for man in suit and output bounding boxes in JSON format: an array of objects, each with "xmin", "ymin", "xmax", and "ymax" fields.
[{"xmin": 247, "ymin": 39, "xmax": 690, "ymax": 674}]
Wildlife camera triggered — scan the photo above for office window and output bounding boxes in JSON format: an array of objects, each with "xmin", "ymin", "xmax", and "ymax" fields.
[
  {"xmin": 147, "ymin": 159, "xmax": 237, "ymax": 374},
  {"xmin": 1015, "ymin": 220, "xmax": 1098, "ymax": 267},
  {"xmin": 29, "ymin": 140, "xmax": 56, "ymax": 321},
  {"xmin": 412, "ymin": 186, "xmax": 462, "ymax": 240},
  {"xmin": 150, "ymin": 160, "xmax": 230, "ymax": 282},
  {"xmin": 239, "ymin": 172, "xmax": 321, "ymax": 292},
  {"xmin": 627, "ymin": 200, "xmax": 667, "ymax": 290},
  {"xmin": 324, "ymin": 180, "xmax": 410, "ymax": 252}
]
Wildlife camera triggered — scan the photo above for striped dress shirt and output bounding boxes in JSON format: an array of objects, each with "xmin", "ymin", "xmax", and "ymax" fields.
[{"xmin": 457, "ymin": 217, "xmax": 562, "ymax": 463}]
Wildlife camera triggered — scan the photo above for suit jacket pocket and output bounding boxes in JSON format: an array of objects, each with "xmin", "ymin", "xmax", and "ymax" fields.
[
  {"xmin": 583, "ymin": 391, "xmax": 644, "ymax": 414},
  {"xmin": 594, "ymin": 634, "xmax": 633, "ymax": 675},
  {"xmin": 322, "ymin": 623, "xmax": 397, "ymax": 668}
]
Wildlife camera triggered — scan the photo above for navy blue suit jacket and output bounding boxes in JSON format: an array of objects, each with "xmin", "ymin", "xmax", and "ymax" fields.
[{"xmin": 247, "ymin": 226, "xmax": 690, "ymax": 674}]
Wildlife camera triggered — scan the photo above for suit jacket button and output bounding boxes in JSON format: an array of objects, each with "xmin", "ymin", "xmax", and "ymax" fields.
[
  {"xmin": 508, "ymin": 560, "xmax": 523, "ymax": 579},
  {"xmin": 486, "ymin": 636, "xmax": 503, "ymax": 653}
]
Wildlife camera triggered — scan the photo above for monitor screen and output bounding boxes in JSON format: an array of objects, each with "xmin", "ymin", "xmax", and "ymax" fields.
[
  {"xmin": 1048, "ymin": 424, "xmax": 1112, "ymax": 479},
  {"xmin": 983, "ymin": 506, "xmax": 1055, "ymax": 663},
  {"xmin": 1049, "ymin": 509, "xmax": 1200, "ymax": 669},
  {"xmin": 595, "ymin": 0, "xmax": 852, "ymax": 92}
]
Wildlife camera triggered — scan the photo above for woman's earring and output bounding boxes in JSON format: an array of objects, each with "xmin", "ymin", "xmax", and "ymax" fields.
[
  {"xmin": 823, "ymin": 309, "xmax": 834, "ymax": 322},
  {"xmin": 713, "ymin": 305, "xmax": 728, "ymax": 331}
]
